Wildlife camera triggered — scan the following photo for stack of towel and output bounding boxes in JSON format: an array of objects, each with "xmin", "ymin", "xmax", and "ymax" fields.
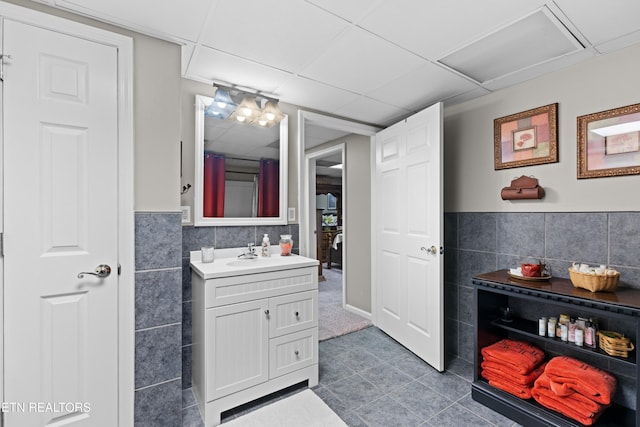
[
  {"xmin": 481, "ymin": 338, "xmax": 546, "ymax": 399},
  {"xmin": 532, "ymin": 356, "xmax": 617, "ymax": 425}
]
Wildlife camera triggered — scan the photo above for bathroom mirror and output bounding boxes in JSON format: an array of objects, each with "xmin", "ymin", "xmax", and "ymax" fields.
[{"xmin": 194, "ymin": 95, "xmax": 288, "ymax": 226}]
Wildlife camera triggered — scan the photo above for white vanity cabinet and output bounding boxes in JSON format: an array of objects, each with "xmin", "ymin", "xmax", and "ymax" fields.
[{"xmin": 191, "ymin": 253, "xmax": 319, "ymax": 427}]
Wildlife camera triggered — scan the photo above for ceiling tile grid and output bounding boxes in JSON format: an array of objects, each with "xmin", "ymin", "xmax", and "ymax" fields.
[{"xmin": 34, "ymin": 0, "xmax": 640, "ymax": 127}]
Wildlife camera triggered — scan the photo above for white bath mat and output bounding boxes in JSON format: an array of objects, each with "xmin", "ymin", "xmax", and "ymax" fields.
[{"xmin": 223, "ymin": 389, "xmax": 346, "ymax": 427}]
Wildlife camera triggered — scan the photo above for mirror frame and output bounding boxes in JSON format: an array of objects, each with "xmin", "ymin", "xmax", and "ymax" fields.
[{"xmin": 194, "ymin": 94, "xmax": 288, "ymax": 226}]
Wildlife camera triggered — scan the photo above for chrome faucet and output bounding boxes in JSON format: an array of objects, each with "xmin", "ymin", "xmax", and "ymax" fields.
[{"xmin": 238, "ymin": 243, "xmax": 258, "ymax": 259}]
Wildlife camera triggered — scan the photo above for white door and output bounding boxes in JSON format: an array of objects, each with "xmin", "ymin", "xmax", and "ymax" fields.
[
  {"xmin": 374, "ymin": 103, "xmax": 444, "ymax": 371},
  {"xmin": 3, "ymin": 19, "xmax": 119, "ymax": 426}
]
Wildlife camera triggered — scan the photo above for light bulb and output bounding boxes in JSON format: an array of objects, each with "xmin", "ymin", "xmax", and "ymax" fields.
[
  {"xmin": 258, "ymin": 119, "xmax": 267, "ymax": 126},
  {"xmin": 216, "ymin": 101, "xmax": 227, "ymax": 108},
  {"xmin": 265, "ymin": 112, "xmax": 275, "ymax": 121},
  {"xmin": 242, "ymin": 107, "xmax": 253, "ymax": 117},
  {"xmin": 236, "ymin": 115, "xmax": 246, "ymax": 122}
]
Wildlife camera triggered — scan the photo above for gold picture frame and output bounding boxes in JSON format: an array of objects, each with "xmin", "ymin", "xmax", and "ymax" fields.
[
  {"xmin": 577, "ymin": 103, "xmax": 640, "ymax": 179},
  {"xmin": 494, "ymin": 103, "xmax": 558, "ymax": 170}
]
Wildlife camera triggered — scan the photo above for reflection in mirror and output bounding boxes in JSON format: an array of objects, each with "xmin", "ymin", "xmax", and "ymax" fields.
[{"xmin": 194, "ymin": 95, "xmax": 288, "ymax": 226}]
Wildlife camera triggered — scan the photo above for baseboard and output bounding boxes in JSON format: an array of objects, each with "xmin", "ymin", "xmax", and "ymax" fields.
[{"xmin": 344, "ymin": 304, "xmax": 371, "ymax": 320}]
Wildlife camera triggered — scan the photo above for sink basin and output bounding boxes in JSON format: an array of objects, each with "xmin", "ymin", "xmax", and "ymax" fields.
[
  {"xmin": 227, "ymin": 259, "xmax": 262, "ymax": 267},
  {"xmin": 190, "ymin": 249, "xmax": 318, "ymax": 279}
]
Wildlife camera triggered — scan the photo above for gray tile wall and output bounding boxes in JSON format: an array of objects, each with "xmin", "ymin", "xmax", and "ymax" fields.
[
  {"xmin": 134, "ymin": 212, "xmax": 183, "ymax": 427},
  {"xmin": 180, "ymin": 224, "xmax": 300, "ymax": 389},
  {"xmin": 444, "ymin": 211, "xmax": 640, "ymax": 364}
]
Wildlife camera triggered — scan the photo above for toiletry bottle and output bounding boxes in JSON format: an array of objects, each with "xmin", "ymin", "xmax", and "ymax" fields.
[{"xmin": 261, "ymin": 234, "xmax": 270, "ymax": 257}]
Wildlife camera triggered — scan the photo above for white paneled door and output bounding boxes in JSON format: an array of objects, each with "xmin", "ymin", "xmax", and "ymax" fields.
[
  {"xmin": 3, "ymin": 18, "xmax": 119, "ymax": 426},
  {"xmin": 374, "ymin": 103, "xmax": 444, "ymax": 371}
]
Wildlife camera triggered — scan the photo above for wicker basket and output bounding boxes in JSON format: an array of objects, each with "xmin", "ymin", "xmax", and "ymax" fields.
[
  {"xmin": 598, "ymin": 330, "xmax": 634, "ymax": 358},
  {"xmin": 568, "ymin": 268, "xmax": 620, "ymax": 292}
]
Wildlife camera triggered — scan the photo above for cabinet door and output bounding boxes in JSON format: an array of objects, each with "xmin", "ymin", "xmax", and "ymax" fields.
[
  {"xmin": 269, "ymin": 291, "xmax": 318, "ymax": 337},
  {"xmin": 206, "ymin": 300, "xmax": 269, "ymax": 400}
]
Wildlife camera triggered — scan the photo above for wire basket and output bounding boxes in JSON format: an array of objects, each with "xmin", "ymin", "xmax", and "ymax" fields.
[
  {"xmin": 568, "ymin": 268, "xmax": 620, "ymax": 292},
  {"xmin": 598, "ymin": 330, "xmax": 634, "ymax": 358}
]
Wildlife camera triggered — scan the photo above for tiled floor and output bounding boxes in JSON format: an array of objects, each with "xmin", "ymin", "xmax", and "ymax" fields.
[{"xmin": 182, "ymin": 326, "xmax": 520, "ymax": 427}]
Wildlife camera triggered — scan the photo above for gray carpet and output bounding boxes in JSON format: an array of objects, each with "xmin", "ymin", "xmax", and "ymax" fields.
[{"xmin": 318, "ymin": 267, "xmax": 372, "ymax": 341}]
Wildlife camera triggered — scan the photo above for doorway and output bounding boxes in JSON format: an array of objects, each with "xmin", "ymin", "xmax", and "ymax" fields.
[{"xmin": 298, "ymin": 111, "xmax": 379, "ymax": 338}]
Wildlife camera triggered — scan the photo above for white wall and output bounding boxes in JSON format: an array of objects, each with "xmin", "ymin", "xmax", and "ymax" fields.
[{"xmin": 444, "ymin": 42, "xmax": 640, "ymax": 213}]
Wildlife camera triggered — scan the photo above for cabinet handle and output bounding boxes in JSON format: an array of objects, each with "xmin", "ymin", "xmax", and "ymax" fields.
[
  {"xmin": 295, "ymin": 311, "xmax": 300, "ymax": 318},
  {"xmin": 294, "ymin": 350, "xmax": 299, "ymax": 356},
  {"xmin": 264, "ymin": 309, "xmax": 270, "ymax": 316}
]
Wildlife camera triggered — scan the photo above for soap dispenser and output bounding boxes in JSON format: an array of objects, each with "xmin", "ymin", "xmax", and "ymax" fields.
[{"xmin": 261, "ymin": 234, "xmax": 270, "ymax": 257}]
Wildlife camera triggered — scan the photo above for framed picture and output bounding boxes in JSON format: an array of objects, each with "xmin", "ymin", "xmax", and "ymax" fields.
[
  {"xmin": 494, "ymin": 103, "xmax": 558, "ymax": 170},
  {"xmin": 577, "ymin": 103, "xmax": 640, "ymax": 178}
]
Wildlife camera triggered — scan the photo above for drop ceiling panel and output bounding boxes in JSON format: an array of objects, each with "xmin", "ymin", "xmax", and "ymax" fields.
[
  {"xmin": 305, "ymin": 0, "xmax": 382, "ymax": 24},
  {"xmin": 367, "ymin": 63, "xmax": 480, "ymax": 111},
  {"xmin": 555, "ymin": 0, "xmax": 640, "ymax": 46},
  {"xmin": 276, "ymin": 76, "xmax": 360, "ymax": 113},
  {"xmin": 187, "ymin": 46, "xmax": 292, "ymax": 93},
  {"xmin": 335, "ymin": 96, "xmax": 411, "ymax": 126},
  {"xmin": 201, "ymin": 0, "xmax": 349, "ymax": 72},
  {"xmin": 439, "ymin": 8, "xmax": 583, "ymax": 84},
  {"xmin": 358, "ymin": 0, "xmax": 547, "ymax": 59},
  {"xmin": 54, "ymin": 0, "xmax": 212, "ymax": 42},
  {"xmin": 300, "ymin": 27, "xmax": 426, "ymax": 94}
]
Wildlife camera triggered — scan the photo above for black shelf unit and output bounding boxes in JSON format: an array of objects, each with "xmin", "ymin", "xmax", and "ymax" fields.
[{"xmin": 472, "ymin": 271, "xmax": 640, "ymax": 427}]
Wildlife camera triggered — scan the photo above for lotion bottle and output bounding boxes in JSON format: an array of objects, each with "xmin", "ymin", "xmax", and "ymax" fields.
[{"xmin": 261, "ymin": 234, "xmax": 270, "ymax": 257}]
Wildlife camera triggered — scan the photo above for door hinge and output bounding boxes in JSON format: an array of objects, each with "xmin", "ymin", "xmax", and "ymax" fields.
[
  {"xmin": 0, "ymin": 54, "xmax": 12, "ymax": 82},
  {"xmin": 118, "ymin": 263, "xmax": 122, "ymax": 275},
  {"xmin": 0, "ymin": 232, "xmax": 3, "ymax": 257}
]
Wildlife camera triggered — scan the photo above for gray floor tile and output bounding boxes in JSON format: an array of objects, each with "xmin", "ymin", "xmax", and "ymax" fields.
[
  {"xmin": 389, "ymin": 381, "xmax": 454, "ymax": 421},
  {"xmin": 425, "ymin": 401, "xmax": 494, "ymax": 427},
  {"xmin": 457, "ymin": 393, "xmax": 518, "ymax": 427},
  {"xmin": 417, "ymin": 370, "xmax": 471, "ymax": 401},
  {"xmin": 323, "ymin": 374, "xmax": 385, "ymax": 411},
  {"xmin": 319, "ymin": 356, "xmax": 357, "ymax": 385},
  {"xmin": 334, "ymin": 348, "xmax": 385, "ymax": 372},
  {"xmin": 354, "ymin": 395, "xmax": 424, "ymax": 427},
  {"xmin": 358, "ymin": 364, "xmax": 414, "ymax": 394},
  {"xmin": 182, "ymin": 388, "xmax": 196, "ymax": 409},
  {"xmin": 392, "ymin": 352, "xmax": 439, "ymax": 379},
  {"xmin": 182, "ymin": 405, "xmax": 204, "ymax": 427},
  {"xmin": 447, "ymin": 357, "xmax": 474, "ymax": 381}
]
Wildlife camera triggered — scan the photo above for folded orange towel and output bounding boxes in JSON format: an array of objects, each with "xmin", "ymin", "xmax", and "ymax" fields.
[
  {"xmin": 485, "ymin": 375, "xmax": 533, "ymax": 399},
  {"xmin": 532, "ymin": 373, "xmax": 607, "ymax": 426},
  {"xmin": 481, "ymin": 339, "xmax": 545, "ymax": 375},
  {"xmin": 481, "ymin": 361, "xmax": 546, "ymax": 385},
  {"xmin": 544, "ymin": 356, "xmax": 617, "ymax": 405}
]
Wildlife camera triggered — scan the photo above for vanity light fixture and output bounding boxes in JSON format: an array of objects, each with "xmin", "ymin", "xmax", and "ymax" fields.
[
  {"xmin": 210, "ymin": 82, "xmax": 284, "ymax": 127},
  {"xmin": 235, "ymin": 95, "xmax": 261, "ymax": 121},
  {"xmin": 205, "ymin": 87, "xmax": 236, "ymax": 119}
]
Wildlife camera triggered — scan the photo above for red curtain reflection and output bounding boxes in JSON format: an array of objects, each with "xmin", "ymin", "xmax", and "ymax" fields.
[
  {"xmin": 203, "ymin": 152, "xmax": 225, "ymax": 217},
  {"xmin": 257, "ymin": 159, "xmax": 279, "ymax": 217}
]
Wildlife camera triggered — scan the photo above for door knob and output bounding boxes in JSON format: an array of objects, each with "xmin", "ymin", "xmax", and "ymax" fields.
[
  {"xmin": 78, "ymin": 264, "xmax": 111, "ymax": 279},
  {"xmin": 420, "ymin": 246, "xmax": 444, "ymax": 255},
  {"xmin": 420, "ymin": 246, "xmax": 438, "ymax": 255}
]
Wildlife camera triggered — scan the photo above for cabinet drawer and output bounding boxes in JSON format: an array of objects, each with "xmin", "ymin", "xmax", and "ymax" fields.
[
  {"xmin": 269, "ymin": 328, "xmax": 318, "ymax": 379},
  {"xmin": 269, "ymin": 290, "xmax": 318, "ymax": 337},
  {"xmin": 205, "ymin": 267, "xmax": 317, "ymax": 308}
]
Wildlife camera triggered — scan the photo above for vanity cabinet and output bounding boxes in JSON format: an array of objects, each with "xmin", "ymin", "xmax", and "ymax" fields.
[
  {"xmin": 191, "ymin": 259, "xmax": 319, "ymax": 426},
  {"xmin": 472, "ymin": 270, "xmax": 640, "ymax": 427}
]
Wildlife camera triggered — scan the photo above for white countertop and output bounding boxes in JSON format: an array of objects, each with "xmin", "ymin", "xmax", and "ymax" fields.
[{"xmin": 190, "ymin": 247, "xmax": 319, "ymax": 279}]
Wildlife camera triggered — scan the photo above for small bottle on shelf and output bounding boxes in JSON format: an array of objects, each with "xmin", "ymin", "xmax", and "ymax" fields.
[
  {"xmin": 261, "ymin": 234, "xmax": 270, "ymax": 257},
  {"xmin": 585, "ymin": 318, "xmax": 598, "ymax": 349}
]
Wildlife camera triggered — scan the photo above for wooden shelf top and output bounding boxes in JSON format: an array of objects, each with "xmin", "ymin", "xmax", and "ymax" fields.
[{"xmin": 474, "ymin": 270, "xmax": 640, "ymax": 312}]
